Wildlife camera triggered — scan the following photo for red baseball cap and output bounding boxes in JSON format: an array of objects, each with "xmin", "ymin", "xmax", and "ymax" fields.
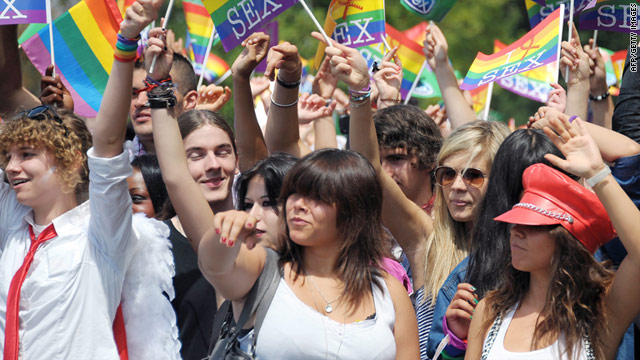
[{"xmin": 494, "ymin": 163, "xmax": 615, "ymax": 253}]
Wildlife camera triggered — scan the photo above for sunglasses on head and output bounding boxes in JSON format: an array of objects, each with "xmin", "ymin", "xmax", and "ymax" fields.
[
  {"xmin": 22, "ymin": 105, "xmax": 68, "ymax": 135},
  {"xmin": 434, "ymin": 166, "xmax": 486, "ymax": 188}
]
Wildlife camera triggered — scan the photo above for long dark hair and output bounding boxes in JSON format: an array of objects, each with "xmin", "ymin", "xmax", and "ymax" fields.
[
  {"xmin": 466, "ymin": 129, "xmax": 568, "ymax": 298},
  {"xmin": 235, "ymin": 152, "xmax": 298, "ymax": 214},
  {"xmin": 483, "ymin": 226, "xmax": 613, "ymax": 360},
  {"xmin": 131, "ymin": 154, "xmax": 168, "ymax": 218},
  {"xmin": 278, "ymin": 149, "xmax": 386, "ymax": 309}
]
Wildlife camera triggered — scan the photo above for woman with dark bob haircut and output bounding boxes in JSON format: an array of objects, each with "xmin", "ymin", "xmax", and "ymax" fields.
[{"xmin": 234, "ymin": 152, "xmax": 298, "ymax": 250}]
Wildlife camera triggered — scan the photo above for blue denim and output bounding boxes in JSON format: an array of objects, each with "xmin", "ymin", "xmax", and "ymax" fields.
[{"xmin": 426, "ymin": 257, "xmax": 468, "ymax": 360}]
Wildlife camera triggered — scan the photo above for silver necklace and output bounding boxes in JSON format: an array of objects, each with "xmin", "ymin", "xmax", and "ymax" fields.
[
  {"xmin": 308, "ymin": 280, "xmax": 346, "ymax": 360},
  {"xmin": 307, "ymin": 275, "xmax": 341, "ymax": 314}
]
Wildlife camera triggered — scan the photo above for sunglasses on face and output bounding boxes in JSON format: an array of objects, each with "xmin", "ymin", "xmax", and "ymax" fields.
[{"xmin": 434, "ymin": 166, "xmax": 486, "ymax": 189}]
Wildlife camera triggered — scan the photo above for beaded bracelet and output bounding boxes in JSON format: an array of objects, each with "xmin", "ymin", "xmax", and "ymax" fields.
[{"xmin": 114, "ymin": 33, "xmax": 140, "ymax": 63}]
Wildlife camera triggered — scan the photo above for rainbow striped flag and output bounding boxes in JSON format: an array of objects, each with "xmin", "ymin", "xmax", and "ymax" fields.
[
  {"xmin": 403, "ymin": 21, "xmax": 428, "ymax": 45},
  {"xmin": 21, "ymin": 0, "xmax": 121, "ymax": 117},
  {"xmin": 0, "ymin": 0, "xmax": 47, "ymax": 25},
  {"xmin": 201, "ymin": 0, "xmax": 297, "ymax": 52},
  {"xmin": 399, "ymin": 0, "xmax": 457, "ymax": 22},
  {"xmin": 315, "ymin": 0, "xmax": 385, "ymax": 66},
  {"xmin": 358, "ymin": 24, "xmax": 440, "ymax": 99},
  {"xmin": 579, "ymin": 0, "xmax": 640, "ymax": 33},
  {"xmin": 525, "ymin": 0, "xmax": 593, "ymax": 28},
  {"xmin": 493, "ymin": 40, "xmax": 555, "ymax": 103},
  {"xmin": 469, "ymin": 84, "xmax": 489, "ymax": 115},
  {"xmin": 460, "ymin": 7, "xmax": 562, "ymax": 91},
  {"xmin": 184, "ymin": 0, "xmax": 217, "ymax": 65},
  {"xmin": 191, "ymin": 52, "xmax": 230, "ymax": 82},
  {"xmin": 116, "ymin": 0, "xmax": 135, "ymax": 17}
]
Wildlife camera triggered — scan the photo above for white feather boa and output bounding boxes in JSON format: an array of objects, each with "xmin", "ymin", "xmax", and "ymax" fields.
[{"xmin": 121, "ymin": 213, "xmax": 182, "ymax": 359}]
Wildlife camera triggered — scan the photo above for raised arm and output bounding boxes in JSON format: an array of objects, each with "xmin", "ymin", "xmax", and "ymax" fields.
[
  {"xmin": 263, "ymin": 42, "xmax": 309, "ymax": 157},
  {"xmin": 312, "ymin": 32, "xmax": 433, "ymax": 289},
  {"xmin": 561, "ymin": 22, "xmax": 590, "ymax": 123},
  {"xmin": 0, "ymin": 25, "xmax": 39, "ymax": 115},
  {"xmin": 373, "ymin": 47, "xmax": 403, "ymax": 109},
  {"xmin": 583, "ymin": 38, "xmax": 613, "ymax": 129},
  {"xmin": 311, "ymin": 57, "xmax": 339, "ymax": 149},
  {"xmin": 92, "ymin": 0, "xmax": 161, "ymax": 158},
  {"xmin": 424, "ymin": 23, "xmax": 476, "ymax": 129},
  {"xmin": 231, "ymin": 32, "xmax": 270, "ymax": 172},
  {"xmin": 530, "ymin": 106, "xmax": 640, "ymax": 163},
  {"xmin": 542, "ymin": 113, "xmax": 640, "ymax": 356}
]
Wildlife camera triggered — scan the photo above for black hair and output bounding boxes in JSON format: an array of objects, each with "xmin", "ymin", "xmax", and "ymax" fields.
[
  {"xmin": 373, "ymin": 104, "xmax": 443, "ymax": 170},
  {"xmin": 131, "ymin": 154, "xmax": 168, "ymax": 218},
  {"xmin": 466, "ymin": 129, "xmax": 572, "ymax": 298},
  {"xmin": 235, "ymin": 152, "xmax": 298, "ymax": 214}
]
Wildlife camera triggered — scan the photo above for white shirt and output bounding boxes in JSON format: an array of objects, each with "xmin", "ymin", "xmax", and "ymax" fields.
[
  {"xmin": 247, "ymin": 277, "xmax": 397, "ymax": 359},
  {"xmin": 0, "ymin": 148, "xmax": 137, "ymax": 360}
]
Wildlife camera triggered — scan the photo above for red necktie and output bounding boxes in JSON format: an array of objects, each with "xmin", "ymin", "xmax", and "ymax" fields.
[{"xmin": 3, "ymin": 224, "xmax": 57, "ymax": 360}]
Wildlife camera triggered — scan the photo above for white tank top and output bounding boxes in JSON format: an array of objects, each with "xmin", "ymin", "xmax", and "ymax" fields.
[
  {"xmin": 248, "ymin": 276, "xmax": 397, "ymax": 359},
  {"xmin": 483, "ymin": 306, "xmax": 588, "ymax": 360}
]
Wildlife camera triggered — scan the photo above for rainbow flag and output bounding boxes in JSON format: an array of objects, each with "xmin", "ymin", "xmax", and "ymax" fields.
[
  {"xmin": 399, "ymin": 0, "xmax": 457, "ymax": 22},
  {"xmin": 202, "ymin": 0, "xmax": 297, "ymax": 52},
  {"xmin": 493, "ymin": 40, "xmax": 555, "ymax": 103},
  {"xmin": 461, "ymin": 7, "xmax": 563, "ymax": 91},
  {"xmin": 403, "ymin": 21, "xmax": 428, "ymax": 45},
  {"xmin": 469, "ymin": 84, "xmax": 489, "ymax": 115},
  {"xmin": 611, "ymin": 49, "xmax": 627, "ymax": 83},
  {"xmin": 579, "ymin": 0, "xmax": 640, "ymax": 33},
  {"xmin": 315, "ymin": 0, "xmax": 385, "ymax": 66},
  {"xmin": 184, "ymin": 0, "xmax": 217, "ymax": 65},
  {"xmin": 358, "ymin": 24, "xmax": 441, "ymax": 99},
  {"xmin": 191, "ymin": 52, "xmax": 230, "ymax": 82},
  {"xmin": 21, "ymin": 0, "xmax": 121, "ymax": 117},
  {"xmin": 0, "ymin": 0, "xmax": 47, "ymax": 25},
  {"xmin": 525, "ymin": 0, "xmax": 593, "ymax": 28},
  {"xmin": 116, "ymin": 0, "xmax": 135, "ymax": 17}
]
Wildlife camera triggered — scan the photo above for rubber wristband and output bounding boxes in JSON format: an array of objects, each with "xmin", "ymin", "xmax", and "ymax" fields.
[
  {"xmin": 442, "ymin": 317, "xmax": 467, "ymax": 350},
  {"xmin": 270, "ymin": 93, "xmax": 298, "ymax": 107},
  {"xmin": 585, "ymin": 165, "xmax": 611, "ymax": 188},
  {"xmin": 276, "ymin": 76, "xmax": 301, "ymax": 89}
]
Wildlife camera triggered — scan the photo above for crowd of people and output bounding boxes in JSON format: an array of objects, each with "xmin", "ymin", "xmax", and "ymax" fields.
[{"xmin": 1, "ymin": 0, "xmax": 640, "ymax": 359}]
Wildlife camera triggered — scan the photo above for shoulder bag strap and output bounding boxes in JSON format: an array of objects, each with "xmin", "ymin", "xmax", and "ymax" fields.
[{"xmin": 480, "ymin": 313, "xmax": 503, "ymax": 360}]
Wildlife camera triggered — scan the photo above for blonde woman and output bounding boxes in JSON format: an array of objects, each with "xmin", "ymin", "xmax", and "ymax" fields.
[{"xmin": 311, "ymin": 31, "xmax": 510, "ymax": 358}]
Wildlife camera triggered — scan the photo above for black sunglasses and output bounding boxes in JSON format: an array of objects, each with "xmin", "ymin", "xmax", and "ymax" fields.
[
  {"xmin": 22, "ymin": 105, "xmax": 68, "ymax": 135},
  {"xmin": 434, "ymin": 166, "xmax": 486, "ymax": 189}
]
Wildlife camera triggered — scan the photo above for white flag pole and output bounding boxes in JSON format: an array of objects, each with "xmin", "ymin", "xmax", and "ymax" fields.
[
  {"xmin": 298, "ymin": 0, "xmax": 333, "ymax": 47},
  {"xmin": 215, "ymin": 69, "xmax": 232, "ymax": 85},
  {"xmin": 149, "ymin": 0, "xmax": 175, "ymax": 74},
  {"xmin": 404, "ymin": 60, "xmax": 427, "ymax": 104},
  {"xmin": 565, "ymin": 0, "xmax": 575, "ymax": 83},
  {"xmin": 554, "ymin": 4, "xmax": 566, "ymax": 84},
  {"xmin": 46, "ymin": 0, "xmax": 55, "ymax": 77},
  {"xmin": 482, "ymin": 82, "xmax": 494, "ymax": 121},
  {"xmin": 593, "ymin": 29, "xmax": 598, "ymax": 47},
  {"xmin": 198, "ymin": 25, "xmax": 217, "ymax": 89}
]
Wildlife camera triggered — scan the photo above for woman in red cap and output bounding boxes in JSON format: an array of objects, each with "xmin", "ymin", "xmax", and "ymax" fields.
[{"xmin": 466, "ymin": 113, "xmax": 640, "ymax": 360}]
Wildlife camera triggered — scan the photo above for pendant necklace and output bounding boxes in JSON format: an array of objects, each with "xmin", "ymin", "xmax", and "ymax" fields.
[{"xmin": 307, "ymin": 274, "xmax": 342, "ymax": 314}]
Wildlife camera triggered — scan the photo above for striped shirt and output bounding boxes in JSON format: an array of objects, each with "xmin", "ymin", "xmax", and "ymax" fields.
[{"xmin": 411, "ymin": 286, "xmax": 434, "ymax": 360}]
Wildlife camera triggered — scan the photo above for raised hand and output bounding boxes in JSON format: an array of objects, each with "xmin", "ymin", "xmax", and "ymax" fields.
[
  {"xmin": 265, "ymin": 41, "xmax": 301, "ymax": 83},
  {"xmin": 297, "ymin": 93, "xmax": 336, "ymax": 125},
  {"xmin": 40, "ymin": 64, "xmax": 74, "ymax": 111},
  {"xmin": 231, "ymin": 32, "xmax": 270, "ymax": 80},
  {"xmin": 444, "ymin": 283, "xmax": 478, "ymax": 340},
  {"xmin": 373, "ymin": 47, "xmax": 403, "ymax": 107},
  {"xmin": 250, "ymin": 76, "xmax": 271, "ymax": 97},
  {"xmin": 213, "ymin": 210, "xmax": 259, "ymax": 250},
  {"xmin": 313, "ymin": 56, "xmax": 339, "ymax": 99},
  {"xmin": 119, "ymin": 0, "xmax": 162, "ymax": 39},
  {"xmin": 542, "ymin": 112, "xmax": 605, "ymax": 179},
  {"xmin": 144, "ymin": 26, "xmax": 173, "ymax": 81},
  {"xmin": 311, "ymin": 31, "xmax": 369, "ymax": 91},
  {"xmin": 196, "ymin": 84, "xmax": 231, "ymax": 111},
  {"xmin": 583, "ymin": 38, "xmax": 608, "ymax": 96},
  {"xmin": 546, "ymin": 83, "xmax": 566, "ymax": 113},
  {"xmin": 560, "ymin": 22, "xmax": 590, "ymax": 85},
  {"xmin": 423, "ymin": 22, "xmax": 449, "ymax": 71},
  {"xmin": 425, "ymin": 104, "xmax": 450, "ymax": 137}
]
